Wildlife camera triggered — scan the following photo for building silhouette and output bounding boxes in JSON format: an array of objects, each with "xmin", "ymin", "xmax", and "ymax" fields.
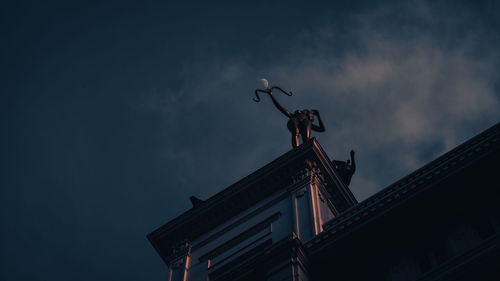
[{"xmin": 148, "ymin": 122, "xmax": 500, "ymax": 280}]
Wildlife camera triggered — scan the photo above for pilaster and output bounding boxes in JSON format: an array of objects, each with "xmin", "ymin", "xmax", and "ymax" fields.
[
  {"xmin": 167, "ymin": 241, "xmax": 192, "ymax": 281},
  {"xmin": 265, "ymin": 234, "xmax": 310, "ymax": 281}
]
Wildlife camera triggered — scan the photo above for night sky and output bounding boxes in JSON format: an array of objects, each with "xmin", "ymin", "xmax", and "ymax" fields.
[{"xmin": 1, "ymin": 1, "xmax": 500, "ymax": 280}]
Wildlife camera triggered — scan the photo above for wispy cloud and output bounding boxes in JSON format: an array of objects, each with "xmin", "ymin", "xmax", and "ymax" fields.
[{"xmin": 141, "ymin": 1, "xmax": 500, "ymax": 201}]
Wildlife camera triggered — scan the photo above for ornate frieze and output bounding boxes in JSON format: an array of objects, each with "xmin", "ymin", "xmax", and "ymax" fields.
[
  {"xmin": 166, "ymin": 240, "xmax": 191, "ymax": 267},
  {"xmin": 291, "ymin": 160, "xmax": 325, "ymax": 184}
]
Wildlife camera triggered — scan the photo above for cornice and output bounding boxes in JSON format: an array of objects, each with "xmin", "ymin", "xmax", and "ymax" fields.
[{"xmin": 305, "ymin": 122, "xmax": 500, "ymax": 255}]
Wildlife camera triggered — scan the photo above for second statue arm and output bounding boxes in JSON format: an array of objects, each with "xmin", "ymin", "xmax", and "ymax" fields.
[{"xmin": 311, "ymin": 110, "xmax": 325, "ymax": 132}]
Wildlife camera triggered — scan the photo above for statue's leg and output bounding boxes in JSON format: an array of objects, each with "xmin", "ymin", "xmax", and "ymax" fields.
[
  {"xmin": 301, "ymin": 121, "xmax": 312, "ymax": 144},
  {"xmin": 287, "ymin": 119, "xmax": 300, "ymax": 148},
  {"xmin": 293, "ymin": 133, "xmax": 300, "ymax": 148}
]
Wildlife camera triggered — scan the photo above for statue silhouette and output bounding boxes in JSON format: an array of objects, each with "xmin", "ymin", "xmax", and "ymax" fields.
[
  {"xmin": 254, "ymin": 86, "xmax": 325, "ymax": 148},
  {"xmin": 190, "ymin": 196, "xmax": 205, "ymax": 208},
  {"xmin": 332, "ymin": 150, "xmax": 356, "ymax": 186}
]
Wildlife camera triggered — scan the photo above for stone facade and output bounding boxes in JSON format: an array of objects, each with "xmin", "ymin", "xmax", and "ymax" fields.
[{"xmin": 148, "ymin": 122, "xmax": 500, "ymax": 281}]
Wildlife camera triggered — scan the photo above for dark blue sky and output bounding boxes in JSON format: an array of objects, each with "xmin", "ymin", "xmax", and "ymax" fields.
[{"xmin": 1, "ymin": 1, "xmax": 499, "ymax": 280}]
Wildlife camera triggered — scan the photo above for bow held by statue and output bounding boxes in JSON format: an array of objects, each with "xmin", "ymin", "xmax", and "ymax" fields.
[{"xmin": 253, "ymin": 86, "xmax": 293, "ymax": 102}]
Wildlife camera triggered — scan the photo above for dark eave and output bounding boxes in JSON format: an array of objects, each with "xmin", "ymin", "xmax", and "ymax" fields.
[{"xmin": 305, "ymin": 121, "xmax": 500, "ymax": 255}]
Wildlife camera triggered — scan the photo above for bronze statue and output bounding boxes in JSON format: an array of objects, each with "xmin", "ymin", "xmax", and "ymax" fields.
[
  {"xmin": 332, "ymin": 150, "xmax": 356, "ymax": 186},
  {"xmin": 254, "ymin": 85, "xmax": 325, "ymax": 148}
]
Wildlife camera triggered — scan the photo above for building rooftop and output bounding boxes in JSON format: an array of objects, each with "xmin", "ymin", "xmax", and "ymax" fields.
[{"xmin": 147, "ymin": 138, "xmax": 358, "ymax": 264}]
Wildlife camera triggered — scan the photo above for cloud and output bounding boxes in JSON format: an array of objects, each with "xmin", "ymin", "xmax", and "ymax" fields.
[{"xmin": 140, "ymin": 1, "xmax": 500, "ymax": 201}]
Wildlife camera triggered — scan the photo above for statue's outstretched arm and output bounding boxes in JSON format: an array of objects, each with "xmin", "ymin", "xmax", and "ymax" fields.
[
  {"xmin": 311, "ymin": 110, "xmax": 325, "ymax": 132},
  {"xmin": 270, "ymin": 86, "xmax": 293, "ymax": 97},
  {"xmin": 253, "ymin": 89, "xmax": 267, "ymax": 102},
  {"xmin": 254, "ymin": 89, "xmax": 292, "ymax": 118},
  {"xmin": 253, "ymin": 86, "xmax": 293, "ymax": 118},
  {"xmin": 268, "ymin": 90, "xmax": 292, "ymax": 118}
]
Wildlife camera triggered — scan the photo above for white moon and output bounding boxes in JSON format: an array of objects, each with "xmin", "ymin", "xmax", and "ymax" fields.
[{"xmin": 260, "ymin": 78, "xmax": 269, "ymax": 89}]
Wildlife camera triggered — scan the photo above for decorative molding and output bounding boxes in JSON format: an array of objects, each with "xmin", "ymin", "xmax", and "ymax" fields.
[
  {"xmin": 294, "ymin": 187, "xmax": 308, "ymax": 198},
  {"xmin": 264, "ymin": 234, "xmax": 311, "ymax": 280},
  {"xmin": 318, "ymin": 191, "xmax": 325, "ymax": 203},
  {"xmin": 208, "ymin": 239, "xmax": 273, "ymax": 281},
  {"xmin": 170, "ymin": 258, "xmax": 185, "ymax": 270},
  {"xmin": 199, "ymin": 212, "xmax": 281, "ymax": 262},
  {"xmin": 166, "ymin": 240, "xmax": 191, "ymax": 266},
  {"xmin": 305, "ymin": 122, "xmax": 500, "ymax": 254},
  {"xmin": 192, "ymin": 193, "xmax": 288, "ymax": 252},
  {"xmin": 291, "ymin": 160, "xmax": 324, "ymax": 184}
]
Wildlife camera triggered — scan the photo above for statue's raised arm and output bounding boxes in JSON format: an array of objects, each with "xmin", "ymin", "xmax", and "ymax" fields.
[
  {"xmin": 253, "ymin": 86, "xmax": 293, "ymax": 118},
  {"xmin": 253, "ymin": 81, "xmax": 326, "ymax": 148}
]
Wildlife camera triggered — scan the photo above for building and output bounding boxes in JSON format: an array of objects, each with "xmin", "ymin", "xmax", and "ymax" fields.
[{"xmin": 147, "ymin": 122, "xmax": 500, "ymax": 280}]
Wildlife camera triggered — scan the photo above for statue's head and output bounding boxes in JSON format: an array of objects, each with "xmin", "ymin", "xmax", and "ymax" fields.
[{"xmin": 303, "ymin": 109, "xmax": 314, "ymax": 120}]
